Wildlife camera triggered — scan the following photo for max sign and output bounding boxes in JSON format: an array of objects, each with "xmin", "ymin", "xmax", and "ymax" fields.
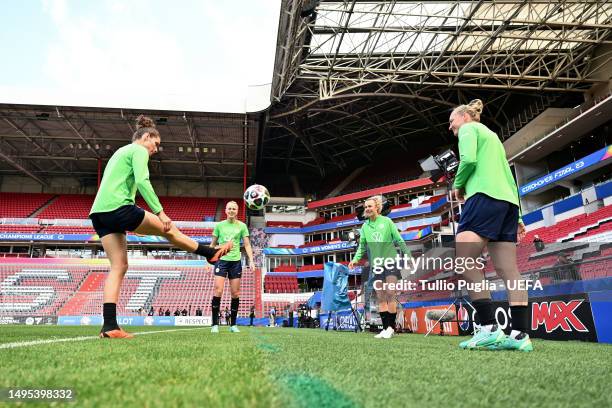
[{"xmin": 532, "ymin": 299, "xmax": 588, "ymax": 333}]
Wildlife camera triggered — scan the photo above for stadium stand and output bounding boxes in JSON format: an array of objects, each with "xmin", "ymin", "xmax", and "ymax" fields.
[
  {"xmin": 137, "ymin": 196, "xmax": 218, "ymax": 221},
  {"xmin": 299, "ymin": 264, "xmax": 324, "ymax": 271},
  {"xmin": 337, "ymin": 159, "xmax": 423, "ymax": 196},
  {"xmin": 0, "ymin": 225, "xmax": 42, "ymax": 233},
  {"xmin": 38, "ymin": 194, "xmax": 95, "ymax": 219},
  {"xmin": 175, "ymin": 228, "xmax": 213, "ymax": 236},
  {"xmin": 303, "ymin": 217, "xmax": 326, "ymax": 227},
  {"xmin": 0, "ymin": 191, "xmax": 220, "ymax": 238},
  {"xmin": 0, "ymin": 266, "xmax": 89, "ymax": 315},
  {"xmin": 579, "ymin": 257, "xmax": 612, "ymax": 280},
  {"xmin": 524, "ymin": 204, "xmax": 612, "ymax": 242},
  {"xmin": 271, "ymin": 265, "xmax": 298, "ymax": 272},
  {"xmin": 0, "ymin": 193, "xmax": 55, "ymax": 218},
  {"xmin": 42, "ymin": 226, "xmax": 96, "ymax": 234},
  {"xmin": 299, "ymin": 240, "xmax": 327, "ymax": 248},
  {"xmin": 575, "ymin": 222, "xmax": 612, "ymax": 240},
  {"xmin": 264, "ymin": 275, "xmax": 299, "ymax": 293},
  {"xmin": 0, "ymin": 263, "xmax": 256, "ymax": 317},
  {"xmin": 327, "ymin": 213, "xmax": 356, "ymax": 223},
  {"xmin": 151, "ymin": 266, "xmax": 256, "ymax": 316}
]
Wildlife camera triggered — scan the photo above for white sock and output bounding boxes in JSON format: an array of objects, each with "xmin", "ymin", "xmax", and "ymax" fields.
[
  {"xmin": 482, "ymin": 324, "xmax": 496, "ymax": 332},
  {"xmin": 510, "ymin": 330, "xmax": 526, "ymax": 339}
]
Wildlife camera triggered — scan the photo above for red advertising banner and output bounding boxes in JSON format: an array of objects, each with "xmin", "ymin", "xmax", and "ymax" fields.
[{"xmin": 404, "ymin": 305, "xmax": 459, "ymax": 335}]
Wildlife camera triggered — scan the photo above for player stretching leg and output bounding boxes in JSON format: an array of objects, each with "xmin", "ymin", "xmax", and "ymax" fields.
[{"xmin": 90, "ymin": 115, "xmax": 232, "ymax": 339}]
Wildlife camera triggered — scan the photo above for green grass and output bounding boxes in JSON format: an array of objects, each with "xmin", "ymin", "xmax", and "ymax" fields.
[{"xmin": 0, "ymin": 326, "xmax": 610, "ymax": 408}]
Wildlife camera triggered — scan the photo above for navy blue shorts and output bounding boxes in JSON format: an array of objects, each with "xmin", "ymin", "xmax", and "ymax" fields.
[
  {"xmin": 457, "ymin": 193, "xmax": 519, "ymax": 242},
  {"xmin": 89, "ymin": 205, "xmax": 145, "ymax": 238},
  {"xmin": 214, "ymin": 260, "xmax": 242, "ymax": 280}
]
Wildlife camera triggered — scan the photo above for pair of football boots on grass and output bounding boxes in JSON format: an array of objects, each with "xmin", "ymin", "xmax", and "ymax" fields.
[{"xmin": 459, "ymin": 324, "xmax": 533, "ymax": 352}]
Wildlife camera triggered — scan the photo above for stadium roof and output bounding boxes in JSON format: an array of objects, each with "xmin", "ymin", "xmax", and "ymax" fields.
[
  {"xmin": 263, "ymin": 0, "xmax": 612, "ymax": 177},
  {"xmin": 0, "ymin": 104, "xmax": 263, "ymax": 187}
]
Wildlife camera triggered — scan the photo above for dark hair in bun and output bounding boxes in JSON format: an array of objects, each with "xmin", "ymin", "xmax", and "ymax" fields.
[
  {"xmin": 132, "ymin": 115, "xmax": 160, "ymax": 141},
  {"xmin": 136, "ymin": 115, "xmax": 156, "ymax": 129}
]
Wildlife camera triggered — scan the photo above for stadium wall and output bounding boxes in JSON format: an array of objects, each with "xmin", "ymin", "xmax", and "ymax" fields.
[
  {"xmin": 265, "ymin": 213, "xmax": 317, "ymax": 224},
  {"xmin": 552, "ymin": 195, "xmax": 585, "ymax": 221},
  {"xmin": 153, "ymin": 180, "xmax": 243, "ymax": 198},
  {"xmin": 596, "ymin": 181, "xmax": 612, "ymax": 205},
  {"xmin": 504, "ymin": 108, "xmax": 576, "ymax": 160},
  {"xmin": 0, "ymin": 176, "xmax": 92, "ymax": 194},
  {"xmin": 268, "ymin": 234, "xmax": 304, "ymax": 248}
]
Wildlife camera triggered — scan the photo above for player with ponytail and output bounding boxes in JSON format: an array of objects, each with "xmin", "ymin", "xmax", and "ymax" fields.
[
  {"xmin": 449, "ymin": 99, "xmax": 532, "ymax": 351},
  {"xmin": 90, "ymin": 115, "xmax": 232, "ymax": 338}
]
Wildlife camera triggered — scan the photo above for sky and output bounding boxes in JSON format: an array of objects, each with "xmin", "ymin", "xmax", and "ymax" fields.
[{"xmin": 0, "ymin": 0, "xmax": 281, "ymax": 113}]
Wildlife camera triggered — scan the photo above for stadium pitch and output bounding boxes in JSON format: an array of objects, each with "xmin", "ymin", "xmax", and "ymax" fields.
[{"xmin": 1, "ymin": 327, "xmax": 610, "ymax": 407}]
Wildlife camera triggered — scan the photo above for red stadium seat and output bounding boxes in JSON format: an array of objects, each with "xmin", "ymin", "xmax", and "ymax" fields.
[{"xmin": 0, "ymin": 193, "xmax": 55, "ymax": 218}]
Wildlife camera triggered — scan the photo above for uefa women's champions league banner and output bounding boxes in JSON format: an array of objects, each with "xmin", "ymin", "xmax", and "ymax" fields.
[
  {"xmin": 263, "ymin": 226, "xmax": 433, "ymax": 256},
  {"xmin": 0, "ymin": 233, "xmax": 212, "ymax": 243},
  {"xmin": 264, "ymin": 199, "xmax": 447, "ymax": 235},
  {"xmin": 264, "ymin": 241, "xmax": 356, "ymax": 256},
  {"xmin": 519, "ymin": 145, "xmax": 612, "ymax": 197}
]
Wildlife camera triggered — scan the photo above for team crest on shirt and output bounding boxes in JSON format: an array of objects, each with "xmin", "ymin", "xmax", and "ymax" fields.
[
  {"xmin": 222, "ymin": 234, "xmax": 236, "ymax": 243},
  {"xmin": 221, "ymin": 228, "xmax": 240, "ymax": 243},
  {"xmin": 371, "ymin": 232, "xmax": 383, "ymax": 242}
]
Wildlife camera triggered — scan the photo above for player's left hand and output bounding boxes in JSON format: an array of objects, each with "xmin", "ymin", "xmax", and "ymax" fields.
[{"xmin": 158, "ymin": 212, "xmax": 173, "ymax": 232}]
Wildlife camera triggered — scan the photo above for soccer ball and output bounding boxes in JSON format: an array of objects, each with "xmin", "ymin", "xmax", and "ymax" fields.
[{"xmin": 243, "ymin": 184, "xmax": 270, "ymax": 211}]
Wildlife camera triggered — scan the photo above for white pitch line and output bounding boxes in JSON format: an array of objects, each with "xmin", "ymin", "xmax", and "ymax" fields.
[{"xmin": 0, "ymin": 327, "xmax": 207, "ymax": 350}]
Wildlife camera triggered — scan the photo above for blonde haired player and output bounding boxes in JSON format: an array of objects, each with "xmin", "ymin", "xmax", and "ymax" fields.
[
  {"xmin": 349, "ymin": 195, "xmax": 411, "ymax": 339},
  {"xmin": 209, "ymin": 201, "xmax": 254, "ymax": 333},
  {"xmin": 450, "ymin": 99, "xmax": 532, "ymax": 351}
]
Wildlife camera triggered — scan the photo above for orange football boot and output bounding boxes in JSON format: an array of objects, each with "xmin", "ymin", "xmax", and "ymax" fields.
[{"xmin": 99, "ymin": 328, "xmax": 135, "ymax": 339}]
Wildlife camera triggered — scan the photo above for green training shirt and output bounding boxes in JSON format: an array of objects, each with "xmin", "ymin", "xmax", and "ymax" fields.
[
  {"xmin": 213, "ymin": 219, "xmax": 249, "ymax": 262},
  {"xmin": 351, "ymin": 215, "xmax": 411, "ymax": 265},
  {"xmin": 90, "ymin": 143, "xmax": 163, "ymax": 215},
  {"xmin": 453, "ymin": 122, "xmax": 522, "ymax": 221}
]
